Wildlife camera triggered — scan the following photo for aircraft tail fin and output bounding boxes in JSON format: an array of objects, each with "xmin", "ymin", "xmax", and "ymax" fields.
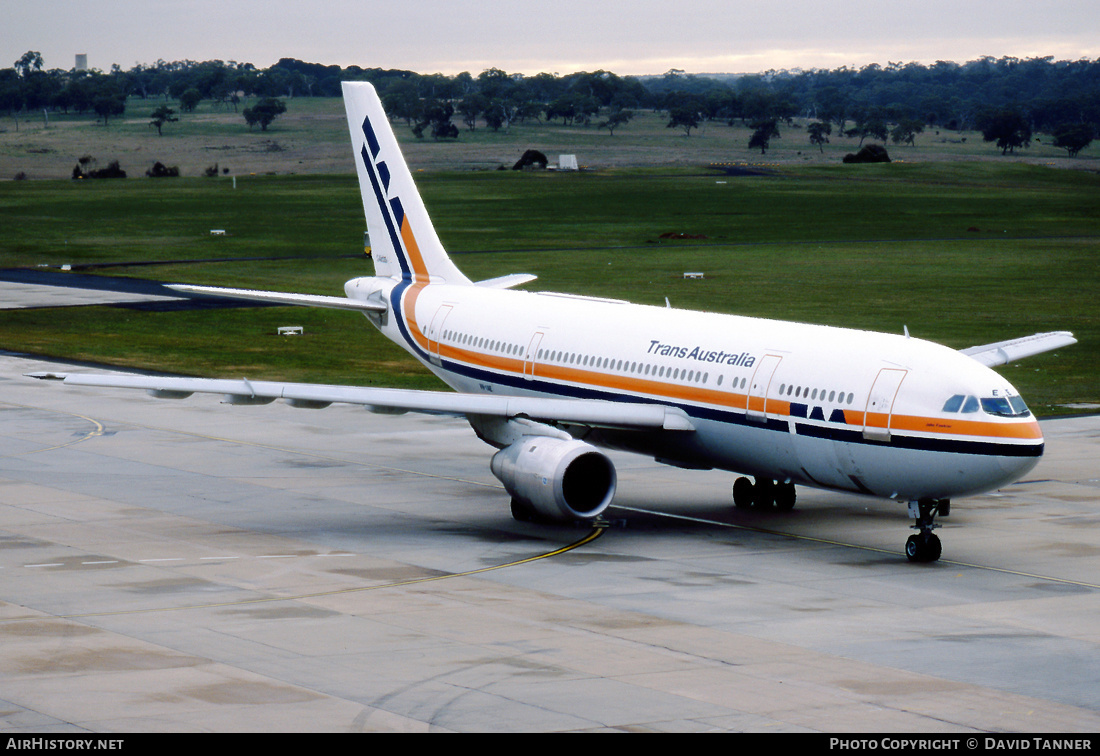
[{"xmin": 342, "ymin": 81, "xmax": 469, "ymax": 285}]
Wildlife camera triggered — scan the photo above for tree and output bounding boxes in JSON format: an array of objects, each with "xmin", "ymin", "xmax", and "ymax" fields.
[
  {"xmin": 14, "ymin": 51, "xmax": 43, "ymax": 77},
  {"xmin": 457, "ymin": 93, "xmax": 487, "ymax": 130},
  {"xmin": 891, "ymin": 118, "xmax": 924, "ymax": 146},
  {"xmin": 0, "ymin": 69, "xmax": 22, "ymax": 117},
  {"xmin": 149, "ymin": 105, "xmax": 178, "ymax": 135},
  {"xmin": 807, "ymin": 121, "xmax": 831, "ymax": 152},
  {"xmin": 381, "ymin": 80, "xmax": 421, "ymax": 125},
  {"xmin": 412, "ymin": 100, "xmax": 458, "ymax": 140},
  {"xmin": 93, "ymin": 93, "xmax": 126, "ymax": 125},
  {"xmin": 546, "ymin": 95, "xmax": 577, "ymax": 125},
  {"xmin": 848, "ymin": 111, "xmax": 889, "ymax": 146},
  {"xmin": 1052, "ymin": 124, "xmax": 1093, "ymax": 157},
  {"xmin": 243, "ymin": 97, "xmax": 287, "ymax": 131},
  {"xmin": 178, "ymin": 88, "xmax": 202, "ymax": 113},
  {"xmin": 599, "ymin": 107, "xmax": 633, "ymax": 136},
  {"xmin": 666, "ymin": 106, "xmax": 701, "ymax": 136},
  {"xmin": 482, "ymin": 98, "xmax": 526, "ymax": 132},
  {"xmin": 980, "ymin": 109, "xmax": 1032, "ymax": 154},
  {"xmin": 748, "ymin": 119, "xmax": 779, "ymax": 154}
]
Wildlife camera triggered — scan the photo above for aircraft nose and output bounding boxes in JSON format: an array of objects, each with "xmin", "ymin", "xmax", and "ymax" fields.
[{"xmin": 998, "ymin": 418, "xmax": 1043, "ymax": 481}]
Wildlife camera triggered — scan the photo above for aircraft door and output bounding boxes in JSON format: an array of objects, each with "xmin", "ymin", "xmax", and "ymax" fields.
[
  {"xmin": 862, "ymin": 368, "xmax": 907, "ymax": 441},
  {"xmin": 524, "ymin": 331, "xmax": 544, "ymax": 380},
  {"xmin": 746, "ymin": 354, "xmax": 783, "ymax": 422},
  {"xmin": 427, "ymin": 304, "xmax": 453, "ymax": 366}
]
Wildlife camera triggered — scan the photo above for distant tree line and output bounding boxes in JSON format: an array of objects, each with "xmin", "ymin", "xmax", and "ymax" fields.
[{"xmin": 2, "ymin": 52, "xmax": 1098, "ymax": 155}]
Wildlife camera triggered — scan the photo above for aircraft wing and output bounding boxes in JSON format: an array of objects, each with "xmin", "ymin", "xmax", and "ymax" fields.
[
  {"xmin": 27, "ymin": 372, "xmax": 695, "ymax": 432},
  {"xmin": 167, "ymin": 284, "xmax": 387, "ymax": 312},
  {"xmin": 961, "ymin": 331, "xmax": 1077, "ymax": 367}
]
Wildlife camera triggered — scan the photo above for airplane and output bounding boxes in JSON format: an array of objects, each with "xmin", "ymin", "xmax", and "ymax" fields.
[{"xmin": 31, "ymin": 82, "xmax": 1077, "ymax": 563}]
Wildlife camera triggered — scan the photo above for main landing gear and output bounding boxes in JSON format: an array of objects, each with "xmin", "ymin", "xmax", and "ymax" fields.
[
  {"xmin": 733, "ymin": 476, "xmax": 796, "ymax": 511},
  {"xmin": 906, "ymin": 499, "xmax": 949, "ymax": 563}
]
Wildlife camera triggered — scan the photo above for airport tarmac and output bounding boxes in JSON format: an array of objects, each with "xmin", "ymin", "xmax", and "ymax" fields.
[
  {"xmin": 2, "ymin": 350, "xmax": 1099, "ymax": 733},
  {"xmin": 0, "ymin": 273, "xmax": 179, "ymax": 310}
]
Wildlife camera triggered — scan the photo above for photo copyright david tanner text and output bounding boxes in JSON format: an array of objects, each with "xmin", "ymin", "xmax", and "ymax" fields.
[{"xmin": 830, "ymin": 738, "xmax": 1093, "ymax": 751}]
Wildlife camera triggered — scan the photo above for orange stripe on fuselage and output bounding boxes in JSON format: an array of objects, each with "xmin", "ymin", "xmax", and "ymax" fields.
[
  {"xmin": 403, "ymin": 282, "xmax": 429, "ymax": 350},
  {"xmin": 395, "ymin": 217, "xmax": 432, "ymax": 355},
  {"xmin": 425, "ymin": 338, "xmax": 1042, "ymax": 446},
  {"xmin": 887, "ymin": 413, "xmax": 1043, "ymax": 440}
]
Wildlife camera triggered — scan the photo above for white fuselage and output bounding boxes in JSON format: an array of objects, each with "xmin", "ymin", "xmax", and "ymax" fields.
[{"xmin": 348, "ymin": 275, "xmax": 1043, "ymax": 504}]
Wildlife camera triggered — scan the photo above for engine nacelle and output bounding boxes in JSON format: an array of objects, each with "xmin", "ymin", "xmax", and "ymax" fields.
[{"xmin": 490, "ymin": 437, "xmax": 616, "ymax": 522}]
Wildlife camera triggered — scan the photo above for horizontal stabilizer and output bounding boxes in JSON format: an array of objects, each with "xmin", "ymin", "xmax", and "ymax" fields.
[
  {"xmin": 27, "ymin": 372, "xmax": 696, "ymax": 432},
  {"xmin": 961, "ymin": 331, "xmax": 1077, "ymax": 367},
  {"xmin": 474, "ymin": 274, "xmax": 538, "ymax": 289},
  {"xmin": 167, "ymin": 284, "xmax": 386, "ymax": 312}
]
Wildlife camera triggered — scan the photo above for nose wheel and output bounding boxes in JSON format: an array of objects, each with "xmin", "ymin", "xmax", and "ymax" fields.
[{"xmin": 906, "ymin": 499, "xmax": 948, "ymax": 562}]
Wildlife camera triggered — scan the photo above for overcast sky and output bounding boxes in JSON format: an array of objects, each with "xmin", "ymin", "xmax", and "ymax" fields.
[{"xmin": 5, "ymin": 0, "xmax": 1099, "ymax": 76}]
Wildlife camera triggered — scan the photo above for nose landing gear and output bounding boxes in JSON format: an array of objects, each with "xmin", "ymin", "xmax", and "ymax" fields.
[{"xmin": 906, "ymin": 499, "xmax": 948, "ymax": 563}]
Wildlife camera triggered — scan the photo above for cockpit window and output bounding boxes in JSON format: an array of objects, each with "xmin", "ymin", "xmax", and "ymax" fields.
[
  {"xmin": 942, "ymin": 394, "xmax": 986, "ymax": 414},
  {"xmin": 981, "ymin": 396, "xmax": 1031, "ymax": 417}
]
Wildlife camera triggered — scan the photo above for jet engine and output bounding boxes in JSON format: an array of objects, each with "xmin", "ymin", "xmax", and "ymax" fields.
[{"xmin": 490, "ymin": 437, "xmax": 616, "ymax": 522}]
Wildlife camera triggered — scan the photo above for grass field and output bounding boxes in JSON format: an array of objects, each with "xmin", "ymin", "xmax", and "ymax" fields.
[
  {"xmin": 0, "ymin": 141, "xmax": 1097, "ymax": 414},
  {"xmin": 4, "ymin": 95, "xmax": 1099, "ymax": 181}
]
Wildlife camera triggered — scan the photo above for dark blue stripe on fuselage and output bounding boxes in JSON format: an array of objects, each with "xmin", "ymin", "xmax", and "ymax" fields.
[{"xmin": 431, "ymin": 352, "xmax": 1043, "ymax": 459}]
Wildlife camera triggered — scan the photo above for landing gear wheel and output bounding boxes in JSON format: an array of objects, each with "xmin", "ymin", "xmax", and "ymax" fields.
[
  {"xmin": 774, "ymin": 482, "xmax": 797, "ymax": 511},
  {"xmin": 752, "ymin": 477, "xmax": 775, "ymax": 508},
  {"xmin": 905, "ymin": 532, "xmax": 942, "ymax": 563},
  {"xmin": 733, "ymin": 477, "xmax": 754, "ymax": 509},
  {"xmin": 905, "ymin": 499, "xmax": 948, "ymax": 563},
  {"xmin": 733, "ymin": 477, "xmax": 797, "ymax": 511}
]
